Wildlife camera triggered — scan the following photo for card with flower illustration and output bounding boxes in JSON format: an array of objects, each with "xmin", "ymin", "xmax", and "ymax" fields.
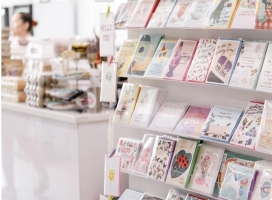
[
  {"xmin": 166, "ymin": 137, "xmax": 201, "ymax": 188},
  {"xmin": 162, "ymin": 39, "xmax": 198, "ymax": 81},
  {"xmin": 115, "ymin": 138, "xmax": 142, "ymax": 172},
  {"xmin": 100, "ymin": 61, "xmax": 117, "ymax": 102},
  {"xmin": 166, "ymin": 189, "xmax": 186, "ymax": 200},
  {"xmin": 186, "ymin": 38, "xmax": 217, "ymax": 83},
  {"xmin": 230, "ymin": 101, "xmax": 264, "ymax": 150},
  {"xmin": 147, "ymin": 136, "xmax": 176, "ymax": 182},
  {"xmin": 188, "ymin": 144, "xmax": 224, "ymax": 195},
  {"xmin": 144, "ymin": 40, "xmax": 177, "ymax": 78},
  {"xmin": 165, "ymin": 0, "xmax": 192, "ymax": 28},
  {"xmin": 229, "ymin": 41, "xmax": 268, "ymax": 90}
]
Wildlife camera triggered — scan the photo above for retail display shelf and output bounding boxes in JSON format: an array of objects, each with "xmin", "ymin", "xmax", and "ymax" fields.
[{"xmin": 2, "ymin": 101, "xmax": 109, "ymax": 124}]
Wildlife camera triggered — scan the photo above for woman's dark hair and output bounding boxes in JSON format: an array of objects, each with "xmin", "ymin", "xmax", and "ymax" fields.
[{"xmin": 18, "ymin": 12, "xmax": 37, "ymax": 33}]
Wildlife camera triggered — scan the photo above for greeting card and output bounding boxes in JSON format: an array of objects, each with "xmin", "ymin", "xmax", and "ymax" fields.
[
  {"xmin": 144, "ymin": 40, "xmax": 177, "ymax": 78},
  {"xmin": 162, "ymin": 39, "xmax": 198, "ymax": 81},
  {"xmin": 230, "ymin": 101, "xmax": 264, "ymax": 149},
  {"xmin": 200, "ymin": 105, "xmax": 244, "ymax": 143},
  {"xmin": 115, "ymin": 2, "xmax": 138, "ymax": 29},
  {"xmin": 113, "ymin": 83, "xmax": 141, "ymax": 124},
  {"xmin": 186, "ymin": 38, "xmax": 217, "ymax": 83},
  {"xmin": 118, "ymin": 189, "xmax": 144, "ymax": 200},
  {"xmin": 188, "ymin": 144, "xmax": 224, "ymax": 195},
  {"xmin": 116, "ymin": 40, "xmax": 139, "ymax": 77},
  {"xmin": 219, "ymin": 163, "xmax": 257, "ymax": 200},
  {"xmin": 127, "ymin": 34, "xmax": 164, "ymax": 76},
  {"xmin": 147, "ymin": 136, "xmax": 176, "ymax": 182},
  {"xmin": 100, "ymin": 61, "xmax": 117, "ymax": 102},
  {"xmin": 104, "ymin": 156, "xmax": 120, "ymax": 197},
  {"xmin": 165, "ymin": 0, "xmax": 193, "ymax": 28},
  {"xmin": 255, "ymin": 0, "xmax": 272, "ymax": 30},
  {"xmin": 115, "ymin": 138, "xmax": 142, "ymax": 172},
  {"xmin": 174, "ymin": 106, "xmax": 211, "ymax": 139},
  {"xmin": 166, "ymin": 137, "xmax": 201, "ymax": 188},
  {"xmin": 206, "ymin": 38, "xmax": 242, "ymax": 86},
  {"xmin": 100, "ymin": 13, "xmax": 115, "ymax": 56},
  {"xmin": 148, "ymin": 101, "xmax": 189, "ymax": 133},
  {"xmin": 147, "ymin": 0, "xmax": 177, "ymax": 28},
  {"xmin": 140, "ymin": 193, "xmax": 163, "ymax": 200},
  {"xmin": 166, "ymin": 189, "xmax": 186, "ymax": 200},
  {"xmin": 185, "ymin": 194, "xmax": 206, "ymax": 200},
  {"xmin": 229, "ymin": 41, "xmax": 268, "ymax": 90}
]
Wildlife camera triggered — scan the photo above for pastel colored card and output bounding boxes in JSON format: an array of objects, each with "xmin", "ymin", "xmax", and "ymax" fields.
[
  {"xmin": 165, "ymin": 0, "xmax": 193, "ymax": 28},
  {"xmin": 127, "ymin": 34, "xmax": 164, "ymax": 76},
  {"xmin": 186, "ymin": 38, "xmax": 217, "ymax": 83},
  {"xmin": 230, "ymin": 102, "xmax": 264, "ymax": 150},
  {"xmin": 174, "ymin": 106, "xmax": 211, "ymax": 138},
  {"xmin": 128, "ymin": 0, "xmax": 160, "ymax": 28},
  {"xmin": 255, "ymin": 0, "xmax": 272, "ymax": 30},
  {"xmin": 185, "ymin": 194, "xmax": 206, "ymax": 200},
  {"xmin": 118, "ymin": 189, "xmax": 144, "ymax": 200},
  {"xmin": 133, "ymin": 135, "xmax": 156, "ymax": 176},
  {"xmin": 100, "ymin": 61, "xmax": 117, "ymax": 102},
  {"xmin": 147, "ymin": 136, "xmax": 176, "ymax": 182},
  {"xmin": 206, "ymin": 38, "xmax": 242, "ymax": 86},
  {"xmin": 205, "ymin": 0, "xmax": 239, "ymax": 29},
  {"xmin": 213, "ymin": 150, "xmax": 260, "ymax": 196},
  {"xmin": 231, "ymin": 0, "xmax": 257, "ymax": 29},
  {"xmin": 182, "ymin": 0, "xmax": 213, "ymax": 29},
  {"xmin": 200, "ymin": 105, "xmax": 244, "ymax": 143},
  {"xmin": 116, "ymin": 2, "xmax": 137, "ymax": 28},
  {"xmin": 166, "ymin": 189, "xmax": 186, "ymax": 200},
  {"xmin": 104, "ymin": 156, "xmax": 120, "ymax": 196},
  {"xmin": 144, "ymin": 40, "xmax": 177, "ymax": 78},
  {"xmin": 166, "ymin": 137, "xmax": 200, "ymax": 188},
  {"xmin": 140, "ymin": 193, "xmax": 163, "ymax": 200},
  {"xmin": 256, "ymin": 100, "xmax": 272, "ymax": 154},
  {"xmin": 229, "ymin": 41, "xmax": 268, "ymax": 90},
  {"xmin": 116, "ymin": 40, "xmax": 139, "ymax": 77},
  {"xmin": 188, "ymin": 144, "xmax": 224, "ymax": 195},
  {"xmin": 147, "ymin": 0, "xmax": 177, "ymax": 28},
  {"xmin": 148, "ymin": 101, "xmax": 189, "ymax": 133},
  {"xmin": 162, "ymin": 39, "xmax": 198, "ymax": 81},
  {"xmin": 219, "ymin": 163, "xmax": 257, "ymax": 200},
  {"xmin": 113, "ymin": 83, "xmax": 141, "ymax": 124},
  {"xmin": 115, "ymin": 138, "xmax": 142, "ymax": 172}
]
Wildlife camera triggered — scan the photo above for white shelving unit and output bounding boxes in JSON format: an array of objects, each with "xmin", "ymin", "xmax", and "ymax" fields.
[{"xmin": 113, "ymin": 28, "xmax": 272, "ymax": 199}]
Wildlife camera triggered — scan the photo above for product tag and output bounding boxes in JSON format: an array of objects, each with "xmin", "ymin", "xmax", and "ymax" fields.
[{"xmin": 100, "ymin": 12, "xmax": 115, "ymax": 56}]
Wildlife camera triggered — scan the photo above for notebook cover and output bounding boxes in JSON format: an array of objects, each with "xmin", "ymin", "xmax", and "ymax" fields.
[
  {"xmin": 230, "ymin": 101, "xmax": 264, "ymax": 150},
  {"xmin": 127, "ymin": 34, "xmax": 164, "ymax": 76}
]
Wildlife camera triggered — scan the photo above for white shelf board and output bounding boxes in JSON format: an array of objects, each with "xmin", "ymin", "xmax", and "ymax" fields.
[{"xmin": 2, "ymin": 101, "xmax": 109, "ymax": 124}]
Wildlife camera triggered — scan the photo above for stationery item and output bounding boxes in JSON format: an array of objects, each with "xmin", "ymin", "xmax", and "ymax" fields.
[
  {"xmin": 118, "ymin": 189, "xmax": 144, "ymax": 200},
  {"xmin": 186, "ymin": 38, "xmax": 217, "ymax": 83},
  {"xmin": 100, "ymin": 13, "xmax": 115, "ymax": 56},
  {"xmin": 116, "ymin": 40, "xmax": 138, "ymax": 77},
  {"xmin": 185, "ymin": 194, "xmax": 206, "ymax": 200},
  {"xmin": 219, "ymin": 163, "xmax": 257, "ymax": 200},
  {"xmin": 182, "ymin": 0, "xmax": 213, "ymax": 29},
  {"xmin": 100, "ymin": 61, "xmax": 117, "ymax": 102},
  {"xmin": 230, "ymin": 101, "xmax": 264, "ymax": 149},
  {"xmin": 188, "ymin": 144, "xmax": 224, "ymax": 195},
  {"xmin": 166, "ymin": 189, "xmax": 186, "ymax": 200},
  {"xmin": 115, "ymin": 138, "xmax": 142, "ymax": 172},
  {"xmin": 140, "ymin": 193, "xmax": 163, "ymax": 200},
  {"xmin": 127, "ymin": 34, "xmax": 164, "ymax": 76},
  {"xmin": 251, "ymin": 160, "xmax": 272, "ymax": 200},
  {"xmin": 206, "ymin": 38, "xmax": 242, "ymax": 86},
  {"xmin": 133, "ymin": 134, "xmax": 156, "ymax": 176},
  {"xmin": 115, "ymin": 2, "xmax": 138, "ymax": 29},
  {"xmin": 229, "ymin": 41, "xmax": 268, "ymax": 90},
  {"xmin": 166, "ymin": 137, "xmax": 201, "ymax": 188},
  {"xmin": 231, "ymin": 0, "xmax": 257, "ymax": 29},
  {"xmin": 205, "ymin": 0, "xmax": 239, "ymax": 29},
  {"xmin": 113, "ymin": 83, "xmax": 141, "ymax": 124},
  {"xmin": 147, "ymin": 0, "xmax": 177, "ymax": 28},
  {"xmin": 148, "ymin": 101, "xmax": 189, "ymax": 133},
  {"xmin": 115, "ymin": 3, "xmax": 126, "ymax": 25},
  {"xmin": 200, "ymin": 105, "xmax": 244, "ymax": 143},
  {"xmin": 144, "ymin": 40, "xmax": 177, "ymax": 78},
  {"xmin": 104, "ymin": 156, "xmax": 121, "ymax": 196},
  {"xmin": 256, "ymin": 100, "xmax": 272, "ymax": 153},
  {"xmin": 255, "ymin": 0, "xmax": 272, "ymax": 30},
  {"xmin": 213, "ymin": 150, "xmax": 260, "ymax": 196},
  {"xmin": 128, "ymin": 0, "xmax": 160, "ymax": 28},
  {"xmin": 162, "ymin": 39, "xmax": 198, "ymax": 81},
  {"xmin": 147, "ymin": 136, "xmax": 176, "ymax": 182},
  {"xmin": 130, "ymin": 86, "xmax": 167, "ymax": 128},
  {"xmin": 174, "ymin": 106, "xmax": 211, "ymax": 139},
  {"xmin": 256, "ymin": 42, "xmax": 272, "ymax": 93},
  {"xmin": 165, "ymin": 0, "xmax": 193, "ymax": 28}
]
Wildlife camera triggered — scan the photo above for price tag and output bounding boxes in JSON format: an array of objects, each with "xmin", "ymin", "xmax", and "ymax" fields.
[{"xmin": 100, "ymin": 12, "xmax": 115, "ymax": 57}]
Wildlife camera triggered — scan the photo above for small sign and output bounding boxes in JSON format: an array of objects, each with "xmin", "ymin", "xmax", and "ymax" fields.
[
  {"xmin": 104, "ymin": 155, "xmax": 120, "ymax": 197},
  {"xmin": 100, "ymin": 12, "xmax": 115, "ymax": 56}
]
